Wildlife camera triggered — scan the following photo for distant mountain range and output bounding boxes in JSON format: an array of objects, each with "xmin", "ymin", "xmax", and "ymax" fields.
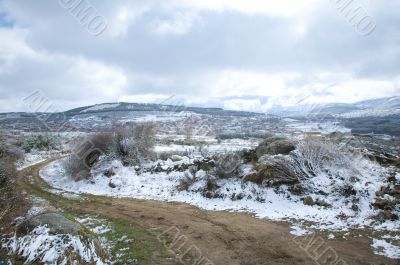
[
  {"xmin": 1, "ymin": 96, "xmax": 399, "ymax": 119},
  {"xmin": 268, "ymin": 96, "xmax": 400, "ymax": 118},
  {"xmin": 64, "ymin": 102, "xmax": 261, "ymax": 117}
]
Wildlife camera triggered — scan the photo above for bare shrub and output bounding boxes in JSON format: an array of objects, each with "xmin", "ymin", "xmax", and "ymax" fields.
[
  {"xmin": 134, "ymin": 122, "xmax": 157, "ymax": 158},
  {"xmin": 108, "ymin": 122, "xmax": 157, "ymax": 166},
  {"xmin": 108, "ymin": 126, "xmax": 139, "ymax": 166},
  {"xmin": 64, "ymin": 123, "xmax": 157, "ymax": 180},
  {"xmin": 211, "ymin": 152, "xmax": 242, "ymax": 179},
  {"xmin": 260, "ymin": 136, "xmax": 356, "ymax": 186},
  {"xmin": 63, "ymin": 133, "xmax": 113, "ymax": 181},
  {"xmin": 0, "ymin": 158, "xmax": 23, "ymax": 221},
  {"xmin": 22, "ymin": 134, "xmax": 60, "ymax": 153}
]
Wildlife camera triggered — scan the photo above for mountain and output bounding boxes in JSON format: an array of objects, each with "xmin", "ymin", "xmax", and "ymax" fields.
[
  {"xmin": 268, "ymin": 96, "xmax": 400, "ymax": 118},
  {"xmin": 65, "ymin": 102, "xmax": 261, "ymax": 117}
]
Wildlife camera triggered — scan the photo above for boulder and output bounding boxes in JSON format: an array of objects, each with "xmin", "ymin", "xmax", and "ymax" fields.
[
  {"xmin": 256, "ymin": 137, "xmax": 295, "ymax": 158},
  {"xmin": 18, "ymin": 212, "xmax": 84, "ymax": 236},
  {"xmin": 265, "ymin": 140, "xmax": 296, "ymax": 155},
  {"xmin": 243, "ymin": 173, "xmax": 264, "ymax": 184},
  {"xmin": 171, "ymin": 155, "xmax": 184, "ymax": 162},
  {"xmin": 303, "ymin": 196, "xmax": 315, "ymax": 206}
]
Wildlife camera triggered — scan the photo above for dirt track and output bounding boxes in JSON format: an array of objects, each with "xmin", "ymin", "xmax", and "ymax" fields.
[{"xmin": 18, "ymin": 159, "xmax": 398, "ymax": 265}]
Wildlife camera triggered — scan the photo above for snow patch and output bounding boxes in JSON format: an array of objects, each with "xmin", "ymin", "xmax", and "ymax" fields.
[
  {"xmin": 371, "ymin": 239, "xmax": 400, "ymax": 259},
  {"xmin": 1, "ymin": 225, "xmax": 108, "ymax": 264}
]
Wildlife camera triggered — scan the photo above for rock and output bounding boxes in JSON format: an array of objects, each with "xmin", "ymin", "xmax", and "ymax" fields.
[
  {"xmin": 265, "ymin": 140, "xmax": 296, "ymax": 155},
  {"xmin": 231, "ymin": 193, "xmax": 244, "ymax": 201},
  {"xmin": 256, "ymin": 137, "xmax": 295, "ymax": 158},
  {"xmin": 288, "ymin": 185, "xmax": 306, "ymax": 195},
  {"xmin": 373, "ymin": 199, "xmax": 393, "ymax": 210},
  {"xmin": 171, "ymin": 155, "xmax": 184, "ymax": 162},
  {"xmin": 394, "ymin": 158, "xmax": 400, "ymax": 169},
  {"xmin": 352, "ymin": 204, "xmax": 359, "ymax": 212},
  {"xmin": 315, "ymin": 199, "xmax": 331, "ymax": 208},
  {"xmin": 303, "ymin": 196, "xmax": 315, "ymax": 206},
  {"xmin": 103, "ymin": 169, "xmax": 115, "ymax": 178},
  {"xmin": 206, "ymin": 180, "xmax": 219, "ymax": 191},
  {"xmin": 242, "ymin": 173, "xmax": 264, "ymax": 184},
  {"xmin": 389, "ymin": 185, "xmax": 400, "ymax": 196},
  {"xmin": 342, "ymin": 186, "xmax": 357, "ymax": 197},
  {"xmin": 375, "ymin": 211, "xmax": 399, "ymax": 222},
  {"xmin": 109, "ymin": 181, "xmax": 117, "ymax": 188},
  {"xmin": 348, "ymin": 176, "xmax": 359, "ymax": 183},
  {"xmin": 18, "ymin": 213, "xmax": 84, "ymax": 236},
  {"xmin": 375, "ymin": 186, "xmax": 388, "ymax": 197}
]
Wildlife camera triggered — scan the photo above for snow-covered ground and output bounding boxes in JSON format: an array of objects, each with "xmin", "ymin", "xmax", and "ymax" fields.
[
  {"xmin": 16, "ymin": 150, "xmax": 60, "ymax": 170},
  {"xmin": 39, "ymin": 155, "xmax": 400, "ymax": 260},
  {"xmin": 284, "ymin": 121, "xmax": 351, "ymax": 134},
  {"xmin": 338, "ymin": 108, "xmax": 400, "ymax": 118},
  {"xmin": 155, "ymin": 140, "xmax": 258, "ymax": 155}
]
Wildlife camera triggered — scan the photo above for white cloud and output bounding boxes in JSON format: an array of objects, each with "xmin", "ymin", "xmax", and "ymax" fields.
[
  {"xmin": 176, "ymin": 0, "xmax": 319, "ymax": 17},
  {"xmin": 152, "ymin": 11, "xmax": 200, "ymax": 36},
  {"xmin": 223, "ymin": 99, "xmax": 262, "ymax": 112},
  {"xmin": 0, "ymin": 27, "xmax": 127, "ymax": 111}
]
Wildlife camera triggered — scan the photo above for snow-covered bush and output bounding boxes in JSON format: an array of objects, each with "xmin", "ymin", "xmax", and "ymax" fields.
[
  {"xmin": 64, "ymin": 123, "xmax": 156, "ymax": 180},
  {"xmin": 260, "ymin": 136, "xmax": 361, "ymax": 187},
  {"xmin": 22, "ymin": 134, "xmax": 60, "ymax": 153},
  {"xmin": 211, "ymin": 152, "xmax": 242, "ymax": 179},
  {"xmin": 2, "ymin": 225, "xmax": 109, "ymax": 265},
  {"xmin": 108, "ymin": 123, "xmax": 156, "ymax": 166}
]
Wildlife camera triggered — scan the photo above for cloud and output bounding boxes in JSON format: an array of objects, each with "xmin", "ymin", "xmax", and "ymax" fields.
[
  {"xmin": 0, "ymin": 27, "xmax": 127, "ymax": 111},
  {"xmin": 0, "ymin": 0, "xmax": 399, "ymax": 112}
]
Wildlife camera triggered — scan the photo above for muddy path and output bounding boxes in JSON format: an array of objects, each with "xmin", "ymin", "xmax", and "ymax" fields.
[{"xmin": 17, "ymin": 158, "xmax": 398, "ymax": 265}]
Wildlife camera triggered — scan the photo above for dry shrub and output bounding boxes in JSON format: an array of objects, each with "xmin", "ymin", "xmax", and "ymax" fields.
[
  {"xmin": 211, "ymin": 152, "xmax": 242, "ymax": 179},
  {"xmin": 0, "ymin": 158, "xmax": 24, "ymax": 223},
  {"xmin": 64, "ymin": 123, "xmax": 157, "ymax": 180},
  {"xmin": 108, "ymin": 122, "xmax": 157, "ymax": 166},
  {"xmin": 260, "ymin": 136, "xmax": 356, "ymax": 185},
  {"xmin": 63, "ymin": 133, "xmax": 113, "ymax": 181}
]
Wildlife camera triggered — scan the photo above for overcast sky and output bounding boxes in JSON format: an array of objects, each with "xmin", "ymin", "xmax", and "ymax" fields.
[{"xmin": 0, "ymin": 0, "xmax": 399, "ymax": 112}]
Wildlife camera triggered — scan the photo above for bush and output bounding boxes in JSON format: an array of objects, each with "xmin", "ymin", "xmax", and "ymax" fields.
[
  {"xmin": 0, "ymin": 139, "xmax": 7, "ymax": 156},
  {"xmin": 63, "ymin": 133, "xmax": 113, "ymax": 181},
  {"xmin": 108, "ymin": 122, "xmax": 156, "ymax": 166},
  {"xmin": 211, "ymin": 152, "xmax": 242, "ymax": 179},
  {"xmin": 22, "ymin": 134, "xmax": 60, "ymax": 153},
  {"xmin": 259, "ymin": 136, "xmax": 356, "ymax": 186},
  {"xmin": 0, "ymin": 157, "xmax": 23, "ymax": 222},
  {"xmin": 64, "ymin": 123, "xmax": 157, "ymax": 180}
]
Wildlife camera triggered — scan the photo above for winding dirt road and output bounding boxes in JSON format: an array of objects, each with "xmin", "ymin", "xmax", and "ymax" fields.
[{"xmin": 18, "ymin": 159, "xmax": 398, "ymax": 265}]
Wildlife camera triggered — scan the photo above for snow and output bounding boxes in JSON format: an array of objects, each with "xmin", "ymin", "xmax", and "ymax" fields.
[
  {"xmin": 290, "ymin": 226, "xmax": 311, "ymax": 236},
  {"xmin": 16, "ymin": 151, "xmax": 55, "ymax": 170},
  {"xmin": 1, "ymin": 225, "xmax": 108, "ymax": 265},
  {"xmin": 40, "ymin": 157, "xmax": 399, "ymax": 236},
  {"xmin": 339, "ymin": 108, "xmax": 400, "ymax": 118},
  {"xmin": 284, "ymin": 121, "xmax": 351, "ymax": 134},
  {"xmin": 25, "ymin": 207, "xmax": 47, "ymax": 219},
  {"xmin": 371, "ymin": 239, "xmax": 400, "ymax": 259}
]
